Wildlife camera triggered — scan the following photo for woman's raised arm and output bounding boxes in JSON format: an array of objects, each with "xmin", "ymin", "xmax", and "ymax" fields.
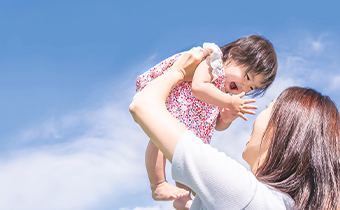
[{"xmin": 129, "ymin": 47, "xmax": 211, "ymax": 162}]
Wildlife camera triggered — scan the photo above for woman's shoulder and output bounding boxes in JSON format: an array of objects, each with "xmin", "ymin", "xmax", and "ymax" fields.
[
  {"xmin": 172, "ymin": 131, "xmax": 295, "ymax": 209},
  {"xmin": 190, "ymin": 182, "xmax": 295, "ymax": 210},
  {"xmin": 247, "ymin": 183, "xmax": 295, "ymax": 210}
]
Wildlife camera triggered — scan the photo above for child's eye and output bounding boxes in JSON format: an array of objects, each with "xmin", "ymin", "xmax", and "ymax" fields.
[{"xmin": 246, "ymin": 74, "xmax": 253, "ymax": 90}]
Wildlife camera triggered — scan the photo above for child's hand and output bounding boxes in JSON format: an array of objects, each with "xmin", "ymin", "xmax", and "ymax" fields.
[
  {"xmin": 215, "ymin": 107, "xmax": 238, "ymax": 131},
  {"xmin": 219, "ymin": 107, "xmax": 238, "ymax": 124},
  {"xmin": 230, "ymin": 92, "xmax": 257, "ymax": 121}
]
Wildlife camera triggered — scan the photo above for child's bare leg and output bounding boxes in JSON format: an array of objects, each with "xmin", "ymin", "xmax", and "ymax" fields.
[
  {"xmin": 145, "ymin": 140, "xmax": 189, "ymax": 201},
  {"xmin": 173, "ymin": 182, "xmax": 193, "ymax": 210}
]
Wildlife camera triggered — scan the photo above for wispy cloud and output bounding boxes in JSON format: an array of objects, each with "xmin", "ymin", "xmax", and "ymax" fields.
[
  {"xmin": 331, "ymin": 75, "xmax": 340, "ymax": 91},
  {"xmin": 0, "ymin": 52, "xmax": 173, "ymax": 210},
  {"xmin": 276, "ymin": 31, "xmax": 340, "ymax": 99},
  {"xmin": 0, "ymin": 86, "xmax": 153, "ymax": 209},
  {"xmin": 304, "ymin": 33, "xmax": 328, "ymax": 53}
]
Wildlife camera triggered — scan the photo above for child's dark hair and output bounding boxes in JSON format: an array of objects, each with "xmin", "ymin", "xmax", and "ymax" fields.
[{"xmin": 220, "ymin": 35, "xmax": 278, "ymax": 97}]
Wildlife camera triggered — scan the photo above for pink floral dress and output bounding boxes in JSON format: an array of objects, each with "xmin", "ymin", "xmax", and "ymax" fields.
[{"xmin": 136, "ymin": 43, "xmax": 226, "ymax": 144}]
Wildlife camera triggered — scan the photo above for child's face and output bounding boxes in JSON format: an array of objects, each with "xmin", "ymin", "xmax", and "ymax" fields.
[{"xmin": 223, "ymin": 61, "xmax": 264, "ymax": 95}]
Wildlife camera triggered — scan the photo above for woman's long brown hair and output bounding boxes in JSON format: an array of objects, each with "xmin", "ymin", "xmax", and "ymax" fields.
[{"xmin": 256, "ymin": 87, "xmax": 340, "ymax": 209}]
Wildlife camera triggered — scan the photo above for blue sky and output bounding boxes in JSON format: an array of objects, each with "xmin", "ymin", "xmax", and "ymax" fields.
[{"xmin": 0, "ymin": 0, "xmax": 339, "ymax": 209}]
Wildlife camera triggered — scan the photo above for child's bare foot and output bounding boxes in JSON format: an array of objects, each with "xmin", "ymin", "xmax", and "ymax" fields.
[
  {"xmin": 173, "ymin": 195, "xmax": 193, "ymax": 210},
  {"xmin": 151, "ymin": 181, "xmax": 189, "ymax": 201}
]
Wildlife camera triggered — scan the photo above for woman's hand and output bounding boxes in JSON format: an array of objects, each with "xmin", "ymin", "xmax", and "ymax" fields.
[{"xmin": 171, "ymin": 47, "xmax": 213, "ymax": 82}]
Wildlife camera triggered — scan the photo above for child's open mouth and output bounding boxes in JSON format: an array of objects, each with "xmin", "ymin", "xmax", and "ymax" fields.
[{"xmin": 230, "ymin": 82, "xmax": 238, "ymax": 90}]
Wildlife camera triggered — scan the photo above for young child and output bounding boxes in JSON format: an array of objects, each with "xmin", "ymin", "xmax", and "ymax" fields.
[{"xmin": 136, "ymin": 35, "xmax": 278, "ymax": 209}]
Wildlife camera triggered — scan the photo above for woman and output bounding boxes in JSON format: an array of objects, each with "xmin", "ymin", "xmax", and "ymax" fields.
[{"xmin": 130, "ymin": 48, "xmax": 340, "ymax": 209}]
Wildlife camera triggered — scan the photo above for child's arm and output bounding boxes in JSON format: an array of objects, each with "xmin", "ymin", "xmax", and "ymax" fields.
[
  {"xmin": 191, "ymin": 57, "xmax": 257, "ymax": 121},
  {"xmin": 215, "ymin": 108, "xmax": 238, "ymax": 131}
]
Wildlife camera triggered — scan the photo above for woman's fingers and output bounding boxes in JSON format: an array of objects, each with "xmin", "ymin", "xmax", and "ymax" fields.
[
  {"xmin": 189, "ymin": 47, "xmax": 198, "ymax": 52},
  {"xmin": 201, "ymin": 48, "xmax": 213, "ymax": 58},
  {"xmin": 175, "ymin": 46, "xmax": 212, "ymax": 81},
  {"xmin": 189, "ymin": 46, "xmax": 212, "ymax": 60}
]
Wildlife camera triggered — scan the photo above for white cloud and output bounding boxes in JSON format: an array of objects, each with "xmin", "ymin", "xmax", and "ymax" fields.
[
  {"xmin": 311, "ymin": 40, "xmax": 322, "ymax": 52},
  {"xmin": 307, "ymin": 34, "xmax": 327, "ymax": 53},
  {"xmin": 330, "ymin": 75, "xmax": 340, "ymax": 90},
  {"xmin": 0, "ymin": 95, "xmax": 153, "ymax": 210},
  {"xmin": 294, "ymin": 32, "xmax": 329, "ymax": 55},
  {"xmin": 0, "ymin": 56, "xmax": 178, "ymax": 210},
  {"xmin": 275, "ymin": 32, "xmax": 340, "ymax": 103},
  {"xmin": 20, "ymin": 117, "xmax": 62, "ymax": 142}
]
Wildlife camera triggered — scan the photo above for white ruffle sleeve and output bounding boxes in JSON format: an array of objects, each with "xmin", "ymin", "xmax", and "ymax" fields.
[{"xmin": 203, "ymin": 42, "xmax": 223, "ymax": 81}]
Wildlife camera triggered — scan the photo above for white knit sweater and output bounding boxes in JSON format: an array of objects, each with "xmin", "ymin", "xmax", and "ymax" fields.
[{"xmin": 172, "ymin": 131, "xmax": 294, "ymax": 210}]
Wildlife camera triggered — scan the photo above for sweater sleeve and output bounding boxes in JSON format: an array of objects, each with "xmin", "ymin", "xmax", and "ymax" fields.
[{"xmin": 172, "ymin": 131, "xmax": 258, "ymax": 209}]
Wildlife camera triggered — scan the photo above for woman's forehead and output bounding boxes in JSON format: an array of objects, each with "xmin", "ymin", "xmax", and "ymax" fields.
[{"xmin": 269, "ymin": 98, "xmax": 277, "ymax": 106}]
